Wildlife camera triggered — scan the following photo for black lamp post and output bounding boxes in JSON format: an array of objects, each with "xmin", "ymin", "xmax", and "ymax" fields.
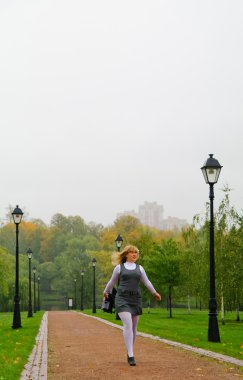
[
  {"xmin": 37, "ymin": 276, "xmax": 40, "ymax": 311},
  {"xmin": 115, "ymin": 234, "xmax": 123, "ymax": 320},
  {"xmin": 201, "ymin": 153, "xmax": 222, "ymax": 343},
  {"xmin": 92, "ymin": 258, "xmax": 97, "ymax": 313},
  {"xmin": 12, "ymin": 284, "xmax": 15, "ymax": 311},
  {"xmin": 74, "ymin": 279, "xmax": 77, "ymax": 309},
  {"xmin": 80, "ymin": 270, "xmax": 84, "ymax": 311},
  {"xmin": 12, "ymin": 205, "xmax": 23, "ymax": 329},
  {"xmin": 33, "ymin": 266, "xmax": 37, "ymax": 313},
  {"xmin": 26, "ymin": 248, "xmax": 33, "ymax": 318}
]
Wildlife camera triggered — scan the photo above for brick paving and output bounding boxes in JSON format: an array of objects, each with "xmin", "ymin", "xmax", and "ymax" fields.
[{"xmin": 47, "ymin": 311, "xmax": 243, "ymax": 380}]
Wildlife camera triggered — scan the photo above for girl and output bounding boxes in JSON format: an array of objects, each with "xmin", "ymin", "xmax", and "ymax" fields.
[{"xmin": 103, "ymin": 245, "xmax": 161, "ymax": 366}]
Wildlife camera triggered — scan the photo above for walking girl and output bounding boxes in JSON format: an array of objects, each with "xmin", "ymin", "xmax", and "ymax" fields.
[{"xmin": 103, "ymin": 245, "xmax": 161, "ymax": 366}]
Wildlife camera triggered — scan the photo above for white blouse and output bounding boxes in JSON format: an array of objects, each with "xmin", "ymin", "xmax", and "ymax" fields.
[{"xmin": 104, "ymin": 262, "xmax": 156, "ymax": 294}]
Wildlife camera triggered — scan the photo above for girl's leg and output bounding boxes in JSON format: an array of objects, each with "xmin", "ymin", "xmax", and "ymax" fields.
[
  {"xmin": 131, "ymin": 315, "xmax": 140, "ymax": 344},
  {"xmin": 118, "ymin": 311, "xmax": 134, "ymax": 357}
]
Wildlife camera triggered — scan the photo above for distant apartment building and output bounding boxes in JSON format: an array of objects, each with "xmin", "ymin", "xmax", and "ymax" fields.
[
  {"xmin": 138, "ymin": 201, "xmax": 164, "ymax": 229},
  {"xmin": 116, "ymin": 210, "xmax": 138, "ymax": 219},
  {"xmin": 161, "ymin": 216, "xmax": 188, "ymax": 231},
  {"xmin": 117, "ymin": 201, "xmax": 188, "ymax": 231}
]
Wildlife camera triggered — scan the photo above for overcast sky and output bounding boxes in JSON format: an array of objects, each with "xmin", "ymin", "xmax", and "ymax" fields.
[{"xmin": 0, "ymin": 0, "xmax": 242, "ymax": 227}]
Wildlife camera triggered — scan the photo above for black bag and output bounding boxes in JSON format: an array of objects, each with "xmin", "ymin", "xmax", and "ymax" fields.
[
  {"xmin": 101, "ymin": 288, "xmax": 117, "ymax": 313},
  {"xmin": 101, "ymin": 299, "xmax": 112, "ymax": 313}
]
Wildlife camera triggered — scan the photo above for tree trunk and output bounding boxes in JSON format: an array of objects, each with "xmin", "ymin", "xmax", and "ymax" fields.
[
  {"xmin": 169, "ymin": 286, "xmax": 172, "ymax": 318},
  {"xmin": 236, "ymin": 306, "xmax": 240, "ymax": 322},
  {"xmin": 221, "ymin": 286, "xmax": 225, "ymax": 325},
  {"xmin": 187, "ymin": 292, "xmax": 191, "ymax": 314}
]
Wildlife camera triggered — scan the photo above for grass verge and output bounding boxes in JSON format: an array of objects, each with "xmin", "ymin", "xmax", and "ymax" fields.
[
  {"xmin": 0, "ymin": 311, "xmax": 44, "ymax": 380},
  {"xmin": 82, "ymin": 308, "xmax": 243, "ymax": 361}
]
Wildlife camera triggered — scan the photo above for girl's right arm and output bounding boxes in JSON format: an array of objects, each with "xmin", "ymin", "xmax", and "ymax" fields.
[{"xmin": 103, "ymin": 265, "xmax": 120, "ymax": 298}]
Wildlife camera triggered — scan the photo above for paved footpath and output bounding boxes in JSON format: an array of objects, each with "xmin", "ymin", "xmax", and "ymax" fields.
[{"xmin": 47, "ymin": 311, "xmax": 243, "ymax": 380}]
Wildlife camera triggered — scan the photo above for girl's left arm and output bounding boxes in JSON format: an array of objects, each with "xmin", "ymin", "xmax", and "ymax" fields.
[{"xmin": 140, "ymin": 266, "xmax": 161, "ymax": 301}]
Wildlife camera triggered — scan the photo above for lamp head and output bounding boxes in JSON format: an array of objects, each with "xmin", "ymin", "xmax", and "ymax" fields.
[
  {"xmin": 115, "ymin": 234, "xmax": 123, "ymax": 249},
  {"xmin": 26, "ymin": 248, "xmax": 33, "ymax": 259},
  {"xmin": 92, "ymin": 258, "xmax": 97, "ymax": 267},
  {"xmin": 12, "ymin": 205, "xmax": 24, "ymax": 224},
  {"xmin": 201, "ymin": 154, "xmax": 222, "ymax": 184}
]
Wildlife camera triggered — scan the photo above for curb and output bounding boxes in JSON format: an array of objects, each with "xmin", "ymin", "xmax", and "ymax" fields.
[
  {"xmin": 78, "ymin": 312, "xmax": 243, "ymax": 368},
  {"xmin": 20, "ymin": 312, "xmax": 48, "ymax": 380}
]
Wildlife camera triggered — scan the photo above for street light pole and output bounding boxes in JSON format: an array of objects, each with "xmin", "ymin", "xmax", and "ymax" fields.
[
  {"xmin": 26, "ymin": 248, "xmax": 33, "ymax": 318},
  {"xmin": 37, "ymin": 276, "xmax": 40, "ymax": 311},
  {"xmin": 201, "ymin": 153, "xmax": 222, "ymax": 343},
  {"xmin": 12, "ymin": 205, "xmax": 23, "ymax": 329},
  {"xmin": 33, "ymin": 266, "xmax": 37, "ymax": 313},
  {"xmin": 80, "ymin": 270, "xmax": 84, "ymax": 311},
  {"xmin": 115, "ymin": 234, "xmax": 123, "ymax": 320},
  {"xmin": 92, "ymin": 258, "xmax": 97, "ymax": 313}
]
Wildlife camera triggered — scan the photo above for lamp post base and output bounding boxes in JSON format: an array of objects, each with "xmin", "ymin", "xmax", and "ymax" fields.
[
  {"xmin": 12, "ymin": 302, "xmax": 22, "ymax": 329},
  {"xmin": 208, "ymin": 313, "xmax": 220, "ymax": 342}
]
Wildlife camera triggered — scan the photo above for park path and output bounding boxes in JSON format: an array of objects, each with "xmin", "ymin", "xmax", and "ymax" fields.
[{"xmin": 48, "ymin": 311, "xmax": 242, "ymax": 380}]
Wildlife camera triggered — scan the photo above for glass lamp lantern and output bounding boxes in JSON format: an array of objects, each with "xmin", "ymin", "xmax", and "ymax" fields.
[
  {"xmin": 12, "ymin": 205, "xmax": 24, "ymax": 224},
  {"xmin": 115, "ymin": 234, "xmax": 123, "ymax": 250},
  {"xmin": 27, "ymin": 248, "xmax": 33, "ymax": 259},
  {"xmin": 201, "ymin": 154, "xmax": 222, "ymax": 184}
]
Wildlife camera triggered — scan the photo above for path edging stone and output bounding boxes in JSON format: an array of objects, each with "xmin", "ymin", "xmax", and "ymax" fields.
[{"xmin": 20, "ymin": 311, "xmax": 48, "ymax": 380}]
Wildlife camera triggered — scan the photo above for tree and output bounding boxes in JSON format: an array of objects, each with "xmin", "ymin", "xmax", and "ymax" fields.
[
  {"xmin": 144, "ymin": 239, "xmax": 181, "ymax": 317},
  {"xmin": 0, "ymin": 248, "xmax": 14, "ymax": 311},
  {"xmin": 51, "ymin": 214, "xmax": 88, "ymax": 237},
  {"xmin": 180, "ymin": 216, "xmax": 209, "ymax": 312},
  {"xmin": 214, "ymin": 185, "xmax": 242, "ymax": 322}
]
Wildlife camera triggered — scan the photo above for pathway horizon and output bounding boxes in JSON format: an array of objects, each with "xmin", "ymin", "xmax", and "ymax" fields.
[{"xmin": 46, "ymin": 311, "xmax": 242, "ymax": 380}]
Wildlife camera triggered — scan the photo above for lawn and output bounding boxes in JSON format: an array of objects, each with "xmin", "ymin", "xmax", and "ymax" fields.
[
  {"xmin": 0, "ymin": 311, "xmax": 44, "ymax": 380},
  {"xmin": 82, "ymin": 308, "xmax": 243, "ymax": 361}
]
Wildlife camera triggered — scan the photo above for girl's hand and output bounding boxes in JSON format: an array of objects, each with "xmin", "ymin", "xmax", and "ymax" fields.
[
  {"xmin": 153, "ymin": 292, "xmax": 161, "ymax": 301},
  {"xmin": 103, "ymin": 292, "xmax": 109, "ymax": 299}
]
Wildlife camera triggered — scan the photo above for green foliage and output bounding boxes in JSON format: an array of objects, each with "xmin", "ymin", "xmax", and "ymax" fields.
[
  {"xmin": 38, "ymin": 262, "xmax": 58, "ymax": 291},
  {"xmin": 214, "ymin": 185, "xmax": 243, "ymax": 315},
  {"xmin": 53, "ymin": 248, "xmax": 92, "ymax": 297},
  {"xmin": 0, "ymin": 248, "xmax": 14, "ymax": 295},
  {"xmin": 133, "ymin": 226, "xmax": 155, "ymax": 265},
  {"xmin": 51, "ymin": 214, "xmax": 88, "ymax": 237},
  {"xmin": 113, "ymin": 215, "xmax": 141, "ymax": 236},
  {"xmin": 0, "ymin": 224, "xmax": 15, "ymax": 254},
  {"xmin": 144, "ymin": 239, "xmax": 181, "ymax": 293},
  {"xmin": 0, "ymin": 248, "xmax": 15, "ymax": 311},
  {"xmin": 180, "ymin": 221, "xmax": 209, "ymax": 308}
]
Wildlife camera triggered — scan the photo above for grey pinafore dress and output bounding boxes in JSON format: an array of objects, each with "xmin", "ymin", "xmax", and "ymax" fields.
[{"xmin": 115, "ymin": 263, "xmax": 142, "ymax": 315}]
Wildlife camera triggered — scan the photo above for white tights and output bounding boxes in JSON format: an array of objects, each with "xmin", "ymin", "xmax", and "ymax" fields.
[{"xmin": 118, "ymin": 311, "xmax": 140, "ymax": 357}]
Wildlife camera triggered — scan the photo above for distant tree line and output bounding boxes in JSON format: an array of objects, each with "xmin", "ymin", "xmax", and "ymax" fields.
[{"xmin": 0, "ymin": 186, "xmax": 242, "ymax": 321}]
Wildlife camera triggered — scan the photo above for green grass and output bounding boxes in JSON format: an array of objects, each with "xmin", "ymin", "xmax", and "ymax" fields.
[
  {"xmin": 0, "ymin": 311, "xmax": 44, "ymax": 380},
  {"xmin": 82, "ymin": 308, "xmax": 243, "ymax": 361}
]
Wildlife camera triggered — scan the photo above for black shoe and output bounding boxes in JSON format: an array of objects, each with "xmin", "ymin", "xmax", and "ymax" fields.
[{"xmin": 128, "ymin": 356, "xmax": 136, "ymax": 366}]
